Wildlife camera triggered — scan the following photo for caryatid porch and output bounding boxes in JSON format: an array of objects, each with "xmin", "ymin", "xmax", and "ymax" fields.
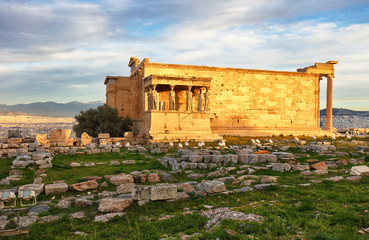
[{"xmin": 142, "ymin": 75, "xmax": 221, "ymax": 142}]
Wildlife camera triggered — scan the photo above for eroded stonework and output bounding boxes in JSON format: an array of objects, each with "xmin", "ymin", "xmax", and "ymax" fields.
[{"xmin": 105, "ymin": 57, "xmax": 337, "ymax": 141}]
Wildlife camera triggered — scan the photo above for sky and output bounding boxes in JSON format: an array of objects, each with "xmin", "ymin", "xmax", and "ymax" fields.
[{"xmin": 0, "ymin": 0, "xmax": 369, "ymax": 110}]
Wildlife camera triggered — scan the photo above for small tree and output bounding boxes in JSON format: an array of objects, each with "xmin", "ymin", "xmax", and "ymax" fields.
[{"xmin": 73, "ymin": 104, "xmax": 132, "ymax": 137}]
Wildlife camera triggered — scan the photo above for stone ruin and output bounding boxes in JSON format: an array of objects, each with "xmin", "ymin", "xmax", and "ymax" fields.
[
  {"xmin": 1, "ymin": 134, "xmax": 369, "ymax": 235},
  {"xmin": 105, "ymin": 57, "xmax": 338, "ymax": 142},
  {"xmin": 0, "ymin": 129, "xmax": 137, "ymax": 171},
  {"xmin": 160, "ymin": 148, "xmax": 279, "ymax": 171}
]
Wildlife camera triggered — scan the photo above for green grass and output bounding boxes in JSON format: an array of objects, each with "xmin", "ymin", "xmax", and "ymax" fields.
[
  {"xmin": 0, "ymin": 158, "xmax": 36, "ymax": 187},
  {"xmin": 3, "ymin": 179, "xmax": 367, "ymax": 239},
  {"xmin": 0, "ymin": 151, "xmax": 168, "ymax": 187},
  {"xmin": 1, "ymin": 137, "xmax": 369, "ymax": 239}
]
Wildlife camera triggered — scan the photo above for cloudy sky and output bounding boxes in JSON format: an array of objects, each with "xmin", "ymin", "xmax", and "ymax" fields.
[{"xmin": 0, "ymin": 0, "xmax": 368, "ymax": 110}]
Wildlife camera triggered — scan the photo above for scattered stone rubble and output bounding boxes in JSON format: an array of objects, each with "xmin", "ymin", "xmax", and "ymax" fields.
[
  {"xmin": 0, "ymin": 129, "xmax": 139, "ymax": 175},
  {"xmin": 0, "ymin": 135, "xmax": 369, "ymax": 236},
  {"xmin": 0, "ymin": 129, "xmax": 137, "ymax": 160},
  {"xmin": 200, "ymin": 207, "xmax": 264, "ymax": 229}
]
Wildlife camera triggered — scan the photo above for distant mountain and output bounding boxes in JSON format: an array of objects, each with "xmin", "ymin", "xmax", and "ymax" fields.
[
  {"xmin": 320, "ymin": 108, "xmax": 369, "ymax": 117},
  {"xmin": 0, "ymin": 101, "xmax": 105, "ymax": 117}
]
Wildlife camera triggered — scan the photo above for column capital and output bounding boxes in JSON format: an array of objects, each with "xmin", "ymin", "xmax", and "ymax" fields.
[{"xmin": 327, "ymin": 74, "xmax": 334, "ymax": 79}]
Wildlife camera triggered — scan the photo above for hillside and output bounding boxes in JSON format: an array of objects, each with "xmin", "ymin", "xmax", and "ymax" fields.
[
  {"xmin": 0, "ymin": 101, "xmax": 104, "ymax": 117},
  {"xmin": 320, "ymin": 108, "xmax": 369, "ymax": 117},
  {"xmin": 0, "ymin": 105, "xmax": 367, "ymax": 118}
]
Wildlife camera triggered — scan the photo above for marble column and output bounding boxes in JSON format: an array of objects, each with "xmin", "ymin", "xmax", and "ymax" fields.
[{"xmin": 326, "ymin": 75, "xmax": 333, "ymax": 131}]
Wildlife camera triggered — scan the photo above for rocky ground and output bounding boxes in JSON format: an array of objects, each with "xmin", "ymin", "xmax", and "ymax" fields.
[{"xmin": 0, "ymin": 136, "xmax": 369, "ymax": 239}]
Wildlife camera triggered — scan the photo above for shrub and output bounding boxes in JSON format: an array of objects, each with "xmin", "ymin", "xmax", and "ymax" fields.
[{"xmin": 73, "ymin": 104, "xmax": 132, "ymax": 137}]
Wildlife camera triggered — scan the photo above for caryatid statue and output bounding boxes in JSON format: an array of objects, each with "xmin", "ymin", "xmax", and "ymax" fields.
[
  {"xmin": 193, "ymin": 90, "xmax": 199, "ymax": 112},
  {"xmin": 152, "ymin": 84, "xmax": 158, "ymax": 110},
  {"xmin": 204, "ymin": 87, "xmax": 210, "ymax": 111},
  {"xmin": 186, "ymin": 86, "xmax": 193, "ymax": 111},
  {"xmin": 147, "ymin": 86, "xmax": 153, "ymax": 110},
  {"xmin": 198, "ymin": 88, "xmax": 204, "ymax": 112},
  {"xmin": 169, "ymin": 85, "xmax": 175, "ymax": 110}
]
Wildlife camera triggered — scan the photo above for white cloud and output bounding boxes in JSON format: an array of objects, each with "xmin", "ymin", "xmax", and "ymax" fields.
[
  {"xmin": 145, "ymin": 16, "xmax": 369, "ymax": 110},
  {"xmin": 71, "ymin": 84, "xmax": 88, "ymax": 88},
  {"xmin": 0, "ymin": 0, "xmax": 368, "ymax": 109},
  {"xmin": 0, "ymin": 0, "xmax": 111, "ymax": 62}
]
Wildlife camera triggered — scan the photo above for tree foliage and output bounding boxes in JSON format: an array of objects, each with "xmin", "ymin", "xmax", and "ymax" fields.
[{"xmin": 73, "ymin": 104, "xmax": 132, "ymax": 137}]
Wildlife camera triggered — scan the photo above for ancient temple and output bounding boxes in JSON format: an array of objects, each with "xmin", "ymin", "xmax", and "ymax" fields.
[{"xmin": 105, "ymin": 57, "xmax": 337, "ymax": 142}]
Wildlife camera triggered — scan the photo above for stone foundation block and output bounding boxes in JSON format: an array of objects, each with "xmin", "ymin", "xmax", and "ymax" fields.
[
  {"xmin": 180, "ymin": 155, "xmax": 190, "ymax": 161},
  {"xmin": 91, "ymin": 149, "xmax": 101, "ymax": 154},
  {"xmin": 117, "ymin": 183, "xmax": 135, "ymax": 194},
  {"xmin": 272, "ymin": 163, "xmax": 291, "ymax": 172},
  {"xmin": 198, "ymin": 180, "xmax": 226, "ymax": 194},
  {"xmin": 203, "ymin": 155, "xmax": 212, "ymax": 163},
  {"xmin": 238, "ymin": 154, "xmax": 258, "ymax": 164},
  {"xmin": 75, "ymin": 198, "xmax": 93, "ymax": 208},
  {"xmin": 209, "ymin": 163, "xmax": 218, "ymax": 169},
  {"xmin": 35, "ymin": 160, "xmax": 47, "ymax": 165},
  {"xmin": 180, "ymin": 161, "xmax": 190, "ymax": 169},
  {"xmin": 8, "ymin": 151, "xmax": 19, "ymax": 158},
  {"xmin": 311, "ymin": 161, "xmax": 328, "ymax": 170},
  {"xmin": 45, "ymin": 182, "xmax": 68, "ymax": 195},
  {"xmin": 132, "ymin": 185, "xmax": 151, "ymax": 201},
  {"xmin": 189, "ymin": 163, "xmax": 198, "ymax": 169},
  {"xmin": 189, "ymin": 155, "xmax": 203, "ymax": 163},
  {"xmin": 198, "ymin": 163, "xmax": 208, "ymax": 169},
  {"xmin": 257, "ymin": 155, "xmax": 267, "ymax": 163},
  {"xmin": 12, "ymin": 160, "xmax": 31, "ymax": 168},
  {"xmin": 132, "ymin": 174, "xmax": 146, "ymax": 183},
  {"xmin": 211, "ymin": 155, "xmax": 222, "ymax": 163},
  {"xmin": 33, "ymin": 153, "xmax": 46, "ymax": 160},
  {"xmin": 110, "ymin": 175, "xmax": 134, "ymax": 186},
  {"xmin": 70, "ymin": 180, "xmax": 98, "ymax": 191},
  {"xmin": 266, "ymin": 154, "xmax": 277, "ymax": 162},
  {"xmin": 150, "ymin": 184, "xmax": 177, "ymax": 201},
  {"xmin": 350, "ymin": 166, "xmax": 369, "ymax": 176},
  {"xmin": 98, "ymin": 198, "xmax": 133, "ymax": 213},
  {"xmin": 147, "ymin": 173, "xmax": 160, "ymax": 183}
]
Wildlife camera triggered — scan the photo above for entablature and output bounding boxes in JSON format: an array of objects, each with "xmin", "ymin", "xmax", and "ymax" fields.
[
  {"xmin": 143, "ymin": 74, "xmax": 212, "ymax": 88},
  {"xmin": 297, "ymin": 61, "xmax": 338, "ymax": 78},
  {"xmin": 104, "ymin": 76, "xmax": 118, "ymax": 85}
]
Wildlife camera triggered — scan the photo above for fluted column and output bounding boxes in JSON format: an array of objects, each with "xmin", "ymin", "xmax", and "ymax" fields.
[{"xmin": 326, "ymin": 74, "xmax": 333, "ymax": 131}]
